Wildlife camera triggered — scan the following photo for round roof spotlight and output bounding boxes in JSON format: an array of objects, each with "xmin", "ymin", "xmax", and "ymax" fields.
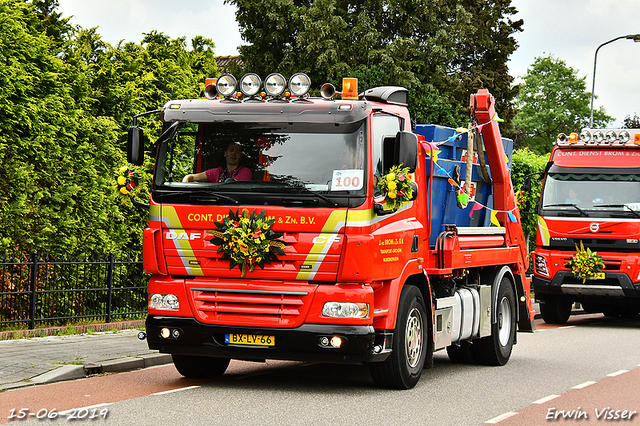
[
  {"xmin": 592, "ymin": 130, "xmax": 605, "ymax": 143},
  {"xmin": 605, "ymin": 130, "xmax": 617, "ymax": 143},
  {"xmin": 579, "ymin": 130, "xmax": 591, "ymax": 142},
  {"xmin": 216, "ymin": 73, "xmax": 238, "ymax": 98},
  {"xmin": 289, "ymin": 73, "xmax": 311, "ymax": 97},
  {"xmin": 619, "ymin": 130, "xmax": 631, "ymax": 143},
  {"xmin": 264, "ymin": 73, "xmax": 286, "ymax": 97},
  {"xmin": 239, "ymin": 73, "xmax": 262, "ymax": 97}
]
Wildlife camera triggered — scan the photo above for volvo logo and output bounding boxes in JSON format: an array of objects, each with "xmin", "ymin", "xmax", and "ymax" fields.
[{"xmin": 590, "ymin": 222, "xmax": 600, "ymax": 233}]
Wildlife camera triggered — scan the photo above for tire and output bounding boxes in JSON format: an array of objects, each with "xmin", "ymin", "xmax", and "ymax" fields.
[
  {"xmin": 540, "ymin": 295, "xmax": 572, "ymax": 324},
  {"xmin": 472, "ymin": 277, "xmax": 516, "ymax": 366},
  {"xmin": 172, "ymin": 354, "xmax": 230, "ymax": 378},
  {"xmin": 446, "ymin": 341, "xmax": 476, "ymax": 364},
  {"xmin": 580, "ymin": 301, "xmax": 603, "ymax": 314},
  {"xmin": 369, "ymin": 285, "xmax": 428, "ymax": 389}
]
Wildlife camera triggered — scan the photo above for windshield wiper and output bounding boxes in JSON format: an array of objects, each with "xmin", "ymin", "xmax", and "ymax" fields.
[
  {"xmin": 287, "ymin": 186, "xmax": 339, "ymax": 207},
  {"xmin": 595, "ymin": 204, "xmax": 640, "ymax": 219},
  {"xmin": 543, "ymin": 203, "xmax": 588, "ymax": 217},
  {"xmin": 153, "ymin": 189, "xmax": 239, "ymax": 204}
]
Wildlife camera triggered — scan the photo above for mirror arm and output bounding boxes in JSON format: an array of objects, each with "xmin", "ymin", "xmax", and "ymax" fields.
[{"xmin": 129, "ymin": 195, "xmax": 150, "ymax": 210}]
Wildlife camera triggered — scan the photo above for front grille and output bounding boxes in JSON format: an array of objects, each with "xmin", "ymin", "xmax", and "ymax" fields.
[{"xmin": 190, "ymin": 287, "xmax": 312, "ymax": 327}]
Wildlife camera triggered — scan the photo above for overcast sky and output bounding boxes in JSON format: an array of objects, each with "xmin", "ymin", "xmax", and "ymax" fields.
[{"xmin": 57, "ymin": 0, "xmax": 640, "ymax": 127}]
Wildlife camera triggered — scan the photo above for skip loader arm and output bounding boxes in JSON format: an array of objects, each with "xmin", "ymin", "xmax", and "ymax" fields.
[{"xmin": 471, "ymin": 89, "xmax": 535, "ymax": 329}]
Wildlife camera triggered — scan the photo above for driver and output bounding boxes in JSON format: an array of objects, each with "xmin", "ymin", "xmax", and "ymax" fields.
[{"xmin": 183, "ymin": 142, "xmax": 252, "ymax": 183}]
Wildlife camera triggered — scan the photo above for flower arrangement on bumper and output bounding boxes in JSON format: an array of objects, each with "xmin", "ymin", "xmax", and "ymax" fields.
[
  {"xmin": 564, "ymin": 241, "xmax": 605, "ymax": 283},
  {"xmin": 377, "ymin": 164, "xmax": 414, "ymax": 211},
  {"xmin": 115, "ymin": 164, "xmax": 141, "ymax": 202},
  {"xmin": 209, "ymin": 209, "xmax": 286, "ymax": 276}
]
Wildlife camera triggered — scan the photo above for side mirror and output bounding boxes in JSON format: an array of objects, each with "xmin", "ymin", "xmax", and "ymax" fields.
[
  {"xmin": 127, "ymin": 126, "xmax": 144, "ymax": 165},
  {"xmin": 395, "ymin": 131, "xmax": 418, "ymax": 172}
]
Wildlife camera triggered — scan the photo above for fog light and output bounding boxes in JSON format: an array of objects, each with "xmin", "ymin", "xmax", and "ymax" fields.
[
  {"xmin": 172, "ymin": 329, "xmax": 181, "ymax": 338},
  {"xmin": 319, "ymin": 337, "xmax": 329, "ymax": 346},
  {"xmin": 330, "ymin": 336, "xmax": 342, "ymax": 348},
  {"xmin": 160, "ymin": 328, "xmax": 171, "ymax": 339}
]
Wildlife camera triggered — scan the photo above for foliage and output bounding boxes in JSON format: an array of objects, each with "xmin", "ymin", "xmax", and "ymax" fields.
[
  {"xmin": 0, "ymin": 0, "xmax": 218, "ymax": 256},
  {"xmin": 564, "ymin": 241, "xmax": 605, "ymax": 283},
  {"xmin": 377, "ymin": 165, "xmax": 414, "ymax": 211},
  {"xmin": 623, "ymin": 113, "xmax": 640, "ymax": 129},
  {"xmin": 511, "ymin": 148, "xmax": 549, "ymax": 252},
  {"xmin": 209, "ymin": 209, "xmax": 286, "ymax": 276},
  {"xmin": 513, "ymin": 55, "xmax": 613, "ymax": 154},
  {"xmin": 227, "ymin": 0, "xmax": 523, "ymax": 131}
]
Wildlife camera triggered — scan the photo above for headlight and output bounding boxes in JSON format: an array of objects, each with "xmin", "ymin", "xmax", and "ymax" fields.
[
  {"xmin": 322, "ymin": 302, "xmax": 369, "ymax": 318},
  {"xmin": 288, "ymin": 73, "xmax": 311, "ymax": 97},
  {"xmin": 264, "ymin": 73, "xmax": 286, "ymax": 97},
  {"xmin": 534, "ymin": 254, "xmax": 549, "ymax": 278},
  {"xmin": 149, "ymin": 293, "xmax": 180, "ymax": 310},
  {"xmin": 216, "ymin": 73, "xmax": 237, "ymax": 98},
  {"xmin": 239, "ymin": 73, "xmax": 262, "ymax": 97}
]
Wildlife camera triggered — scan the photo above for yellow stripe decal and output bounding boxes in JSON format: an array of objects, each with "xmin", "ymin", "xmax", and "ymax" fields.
[
  {"xmin": 162, "ymin": 206, "xmax": 204, "ymax": 276},
  {"xmin": 537, "ymin": 216, "xmax": 550, "ymax": 246}
]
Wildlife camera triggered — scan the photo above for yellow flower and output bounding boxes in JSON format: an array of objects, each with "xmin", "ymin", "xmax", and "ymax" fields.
[
  {"xmin": 119, "ymin": 165, "xmax": 128, "ymax": 173},
  {"xmin": 388, "ymin": 191, "xmax": 397, "ymax": 199},
  {"xmin": 117, "ymin": 176, "xmax": 126, "ymax": 185},
  {"xmin": 386, "ymin": 173, "xmax": 396, "ymax": 182},
  {"xmin": 388, "ymin": 181, "xmax": 397, "ymax": 190},
  {"xmin": 119, "ymin": 187, "xmax": 129, "ymax": 195}
]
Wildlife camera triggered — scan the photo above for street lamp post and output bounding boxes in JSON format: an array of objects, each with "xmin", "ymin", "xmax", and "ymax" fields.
[{"xmin": 589, "ymin": 34, "xmax": 640, "ymax": 128}]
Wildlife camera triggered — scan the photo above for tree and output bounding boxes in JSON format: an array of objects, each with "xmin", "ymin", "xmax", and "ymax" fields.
[
  {"xmin": 227, "ymin": 0, "xmax": 523, "ymax": 130},
  {"xmin": 514, "ymin": 55, "xmax": 613, "ymax": 154},
  {"xmin": 623, "ymin": 113, "xmax": 640, "ymax": 129}
]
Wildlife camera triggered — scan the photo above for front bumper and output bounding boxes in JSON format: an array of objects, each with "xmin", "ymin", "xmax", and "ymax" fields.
[
  {"xmin": 533, "ymin": 272, "xmax": 640, "ymax": 298},
  {"xmin": 146, "ymin": 316, "xmax": 391, "ymax": 364}
]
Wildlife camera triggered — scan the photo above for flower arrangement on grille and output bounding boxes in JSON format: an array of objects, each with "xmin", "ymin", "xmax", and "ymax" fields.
[
  {"xmin": 115, "ymin": 164, "xmax": 141, "ymax": 202},
  {"xmin": 377, "ymin": 164, "xmax": 414, "ymax": 211},
  {"xmin": 208, "ymin": 209, "xmax": 286, "ymax": 276},
  {"xmin": 564, "ymin": 241, "xmax": 605, "ymax": 283}
]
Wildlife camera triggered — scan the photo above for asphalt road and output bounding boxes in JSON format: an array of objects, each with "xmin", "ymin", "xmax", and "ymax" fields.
[{"xmin": 3, "ymin": 314, "xmax": 640, "ymax": 426}]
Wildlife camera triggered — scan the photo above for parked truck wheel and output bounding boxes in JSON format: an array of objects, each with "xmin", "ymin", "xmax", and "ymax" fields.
[
  {"xmin": 172, "ymin": 354, "xmax": 230, "ymax": 378},
  {"xmin": 369, "ymin": 285, "xmax": 428, "ymax": 389},
  {"xmin": 540, "ymin": 295, "xmax": 572, "ymax": 324},
  {"xmin": 472, "ymin": 277, "xmax": 516, "ymax": 366}
]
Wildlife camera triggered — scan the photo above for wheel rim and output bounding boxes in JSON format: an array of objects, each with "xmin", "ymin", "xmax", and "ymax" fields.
[
  {"xmin": 497, "ymin": 296, "xmax": 512, "ymax": 346},
  {"xmin": 405, "ymin": 307, "xmax": 423, "ymax": 368}
]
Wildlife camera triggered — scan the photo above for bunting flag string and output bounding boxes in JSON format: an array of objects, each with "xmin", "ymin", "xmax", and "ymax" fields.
[{"xmin": 428, "ymin": 155, "xmax": 518, "ymax": 228}]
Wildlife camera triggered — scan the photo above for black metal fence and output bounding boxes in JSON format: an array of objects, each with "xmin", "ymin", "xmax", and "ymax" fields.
[{"xmin": 0, "ymin": 252, "xmax": 148, "ymax": 329}]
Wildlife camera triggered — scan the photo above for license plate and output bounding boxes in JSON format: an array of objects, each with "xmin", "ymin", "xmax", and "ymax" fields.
[{"xmin": 225, "ymin": 333, "xmax": 275, "ymax": 346}]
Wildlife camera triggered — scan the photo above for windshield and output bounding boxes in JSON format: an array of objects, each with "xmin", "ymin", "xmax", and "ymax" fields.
[
  {"xmin": 154, "ymin": 120, "xmax": 367, "ymax": 199},
  {"xmin": 541, "ymin": 173, "xmax": 640, "ymax": 213}
]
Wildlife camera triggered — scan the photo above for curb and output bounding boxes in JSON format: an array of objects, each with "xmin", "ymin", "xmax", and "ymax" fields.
[
  {"xmin": 3, "ymin": 354, "xmax": 173, "ymax": 391},
  {"xmin": 0, "ymin": 320, "xmax": 146, "ymax": 341}
]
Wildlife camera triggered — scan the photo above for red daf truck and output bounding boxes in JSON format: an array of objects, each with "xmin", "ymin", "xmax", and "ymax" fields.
[
  {"xmin": 531, "ymin": 129, "xmax": 640, "ymax": 324},
  {"xmin": 129, "ymin": 74, "xmax": 535, "ymax": 389}
]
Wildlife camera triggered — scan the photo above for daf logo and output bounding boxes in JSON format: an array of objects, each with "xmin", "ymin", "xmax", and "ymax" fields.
[
  {"xmin": 590, "ymin": 222, "xmax": 600, "ymax": 233},
  {"xmin": 165, "ymin": 231, "xmax": 202, "ymax": 240}
]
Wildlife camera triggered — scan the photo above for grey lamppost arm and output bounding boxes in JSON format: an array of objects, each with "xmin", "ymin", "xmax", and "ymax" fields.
[{"xmin": 589, "ymin": 34, "xmax": 640, "ymax": 128}]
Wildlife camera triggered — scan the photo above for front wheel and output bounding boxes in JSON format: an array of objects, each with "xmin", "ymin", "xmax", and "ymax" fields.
[
  {"xmin": 472, "ymin": 277, "xmax": 516, "ymax": 366},
  {"xmin": 369, "ymin": 285, "xmax": 428, "ymax": 389},
  {"xmin": 540, "ymin": 295, "xmax": 572, "ymax": 324},
  {"xmin": 172, "ymin": 354, "xmax": 230, "ymax": 378}
]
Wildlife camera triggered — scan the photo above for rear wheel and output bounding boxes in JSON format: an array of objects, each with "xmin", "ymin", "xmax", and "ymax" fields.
[
  {"xmin": 369, "ymin": 285, "xmax": 428, "ymax": 389},
  {"xmin": 472, "ymin": 277, "xmax": 516, "ymax": 366},
  {"xmin": 540, "ymin": 295, "xmax": 572, "ymax": 324},
  {"xmin": 172, "ymin": 354, "xmax": 230, "ymax": 378}
]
